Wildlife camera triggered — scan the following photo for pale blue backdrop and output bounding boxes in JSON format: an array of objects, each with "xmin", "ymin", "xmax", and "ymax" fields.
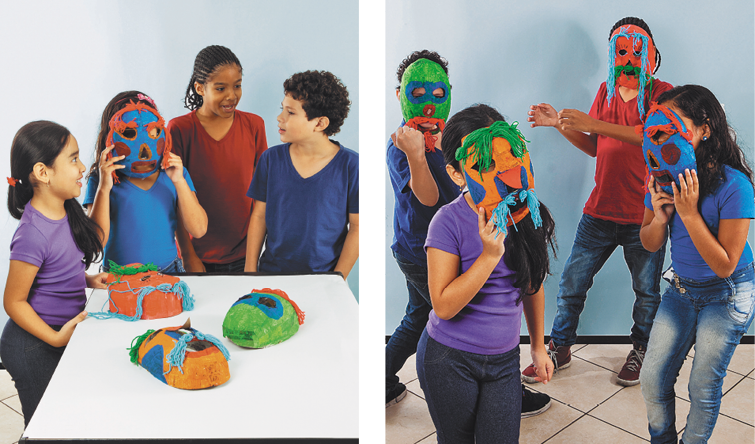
[
  {"xmin": 385, "ymin": 0, "xmax": 755, "ymax": 337},
  {"xmin": 0, "ymin": 0, "xmax": 359, "ymax": 330}
]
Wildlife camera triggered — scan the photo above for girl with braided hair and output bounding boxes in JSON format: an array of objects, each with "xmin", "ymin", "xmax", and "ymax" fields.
[
  {"xmin": 168, "ymin": 45, "xmax": 268, "ymax": 273},
  {"xmin": 1, "ymin": 121, "xmax": 108, "ymax": 426},
  {"xmin": 417, "ymin": 104, "xmax": 556, "ymax": 443},
  {"xmin": 523, "ymin": 17, "xmax": 673, "ymax": 386}
]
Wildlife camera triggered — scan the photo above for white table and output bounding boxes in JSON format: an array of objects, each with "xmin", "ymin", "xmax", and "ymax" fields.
[{"xmin": 21, "ymin": 274, "xmax": 358, "ymax": 442}]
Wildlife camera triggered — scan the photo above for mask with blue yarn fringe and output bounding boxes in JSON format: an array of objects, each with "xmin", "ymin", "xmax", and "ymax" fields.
[{"xmin": 455, "ymin": 121, "xmax": 542, "ymax": 237}]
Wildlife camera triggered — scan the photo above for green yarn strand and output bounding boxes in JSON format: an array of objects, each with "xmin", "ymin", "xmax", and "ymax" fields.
[
  {"xmin": 108, "ymin": 261, "xmax": 159, "ymax": 277},
  {"xmin": 128, "ymin": 329, "xmax": 155, "ymax": 365},
  {"xmin": 455, "ymin": 121, "xmax": 530, "ymax": 180}
]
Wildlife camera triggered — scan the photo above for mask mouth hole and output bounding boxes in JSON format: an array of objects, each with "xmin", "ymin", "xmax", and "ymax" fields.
[{"xmin": 652, "ymin": 171, "xmax": 674, "ymax": 185}]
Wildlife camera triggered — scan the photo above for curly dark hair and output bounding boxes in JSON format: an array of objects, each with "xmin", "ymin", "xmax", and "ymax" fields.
[
  {"xmin": 395, "ymin": 50, "xmax": 449, "ymax": 90},
  {"xmin": 609, "ymin": 17, "xmax": 661, "ymax": 74},
  {"xmin": 283, "ymin": 70, "xmax": 351, "ymax": 136}
]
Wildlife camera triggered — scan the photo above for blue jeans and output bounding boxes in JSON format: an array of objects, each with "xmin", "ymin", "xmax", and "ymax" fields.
[
  {"xmin": 159, "ymin": 255, "xmax": 185, "ymax": 273},
  {"xmin": 417, "ymin": 330, "xmax": 521, "ymax": 444},
  {"xmin": 203, "ymin": 257, "xmax": 246, "ymax": 273},
  {"xmin": 0, "ymin": 319, "xmax": 65, "ymax": 427},
  {"xmin": 550, "ymin": 214, "xmax": 665, "ymax": 348},
  {"xmin": 641, "ymin": 263, "xmax": 755, "ymax": 444},
  {"xmin": 385, "ymin": 251, "xmax": 432, "ymax": 392}
]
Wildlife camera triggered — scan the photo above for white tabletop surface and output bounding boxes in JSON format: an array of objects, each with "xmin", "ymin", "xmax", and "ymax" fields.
[{"xmin": 22, "ymin": 274, "xmax": 358, "ymax": 441}]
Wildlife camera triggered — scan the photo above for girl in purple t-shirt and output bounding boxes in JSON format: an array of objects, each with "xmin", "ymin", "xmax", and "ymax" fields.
[
  {"xmin": 417, "ymin": 104, "xmax": 556, "ymax": 443},
  {"xmin": 0, "ymin": 121, "xmax": 108, "ymax": 427}
]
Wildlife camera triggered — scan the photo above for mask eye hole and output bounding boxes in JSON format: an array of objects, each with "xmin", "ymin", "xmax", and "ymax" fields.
[
  {"xmin": 647, "ymin": 150, "xmax": 660, "ymax": 170},
  {"xmin": 149, "ymin": 127, "xmax": 162, "ymax": 139},
  {"xmin": 411, "ymin": 87, "xmax": 426, "ymax": 98},
  {"xmin": 471, "ymin": 159, "xmax": 496, "ymax": 173},
  {"xmin": 651, "ymin": 131, "xmax": 672, "ymax": 145},
  {"xmin": 432, "ymin": 87, "xmax": 445, "ymax": 98},
  {"xmin": 618, "ymin": 49, "xmax": 628, "ymax": 56},
  {"xmin": 119, "ymin": 128, "xmax": 137, "ymax": 140}
]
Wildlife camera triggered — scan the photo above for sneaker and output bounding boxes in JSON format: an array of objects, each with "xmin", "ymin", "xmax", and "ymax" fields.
[
  {"xmin": 617, "ymin": 343, "xmax": 646, "ymax": 386},
  {"xmin": 521, "ymin": 339, "xmax": 571, "ymax": 383},
  {"xmin": 386, "ymin": 382, "xmax": 407, "ymax": 407},
  {"xmin": 521, "ymin": 384, "xmax": 551, "ymax": 418}
]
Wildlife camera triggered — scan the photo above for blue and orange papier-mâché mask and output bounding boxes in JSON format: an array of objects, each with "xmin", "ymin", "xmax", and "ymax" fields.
[
  {"xmin": 399, "ymin": 59, "xmax": 451, "ymax": 152},
  {"xmin": 106, "ymin": 100, "xmax": 172, "ymax": 183},
  {"xmin": 455, "ymin": 121, "xmax": 542, "ymax": 237},
  {"xmin": 607, "ymin": 24, "xmax": 657, "ymax": 118},
  {"xmin": 642, "ymin": 103, "xmax": 697, "ymax": 195}
]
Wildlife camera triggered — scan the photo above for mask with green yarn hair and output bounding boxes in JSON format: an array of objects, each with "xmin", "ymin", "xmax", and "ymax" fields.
[
  {"xmin": 222, "ymin": 288, "xmax": 305, "ymax": 349},
  {"xmin": 399, "ymin": 59, "xmax": 451, "ymax": 151}
]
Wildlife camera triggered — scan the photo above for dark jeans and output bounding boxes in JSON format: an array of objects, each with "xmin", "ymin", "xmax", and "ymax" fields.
[
  {"xmin": 0, "ymin": 319, "xmax": 65, "ymax": 427},
  {"xmin": 417, "ymin": 330, "xmax": 522, "ymax": 444},
  {"xmin": 550, "ymin": 214, "xmax": 665, "ymax": 348},
  {"xmin": 203, "ymin": 257, "xmax": 246, "ymax": 273},
  {"xmin": 385, "ymin": 251, "xmax": 432, "ymax": 392}
]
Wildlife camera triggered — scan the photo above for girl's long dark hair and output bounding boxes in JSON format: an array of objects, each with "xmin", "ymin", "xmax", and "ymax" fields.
[
  {"xmin": 442, "ymin": 104, "xmax": 557, "ymax": 301},
  {"xmin": 88, "ymin": 90, "xmax": 157, "ymax": 181},
  {"xmin": 8, "ymin": 121, "xmax": 103, "ymax": 267},
  {"xmin": 656, "ymin": 85, "xmax": 754, "ymax": 197}
]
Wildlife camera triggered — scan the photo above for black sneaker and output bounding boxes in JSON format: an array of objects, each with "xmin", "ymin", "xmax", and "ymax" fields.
[
  {"xmin": 521, "ymin": 384, "xmax": 551, "ymax": 418},
  {"xmin": 386, "ymin": 382, "xmax": 407, "ymax": 407}
]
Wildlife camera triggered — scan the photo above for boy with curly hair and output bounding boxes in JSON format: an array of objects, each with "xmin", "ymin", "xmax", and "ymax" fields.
[{"xmin": 245, "ymin": 70, "xmax": 358, "ymax": 277}]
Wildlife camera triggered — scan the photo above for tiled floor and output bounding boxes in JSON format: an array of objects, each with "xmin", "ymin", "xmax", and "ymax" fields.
[{"xmin": 386, "ymin": 343, "xmax": 754, "ymax": 444}]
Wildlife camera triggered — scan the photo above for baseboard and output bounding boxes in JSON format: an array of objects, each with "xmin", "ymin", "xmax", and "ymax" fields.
[{"xmin": 385, "ymin": 335, "xmax": 754, "ymax": 345}]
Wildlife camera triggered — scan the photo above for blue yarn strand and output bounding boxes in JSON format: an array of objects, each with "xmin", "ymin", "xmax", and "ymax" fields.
[{"xmin": 527, "ymin": 189, "xmax": 543, "ymax": 228}]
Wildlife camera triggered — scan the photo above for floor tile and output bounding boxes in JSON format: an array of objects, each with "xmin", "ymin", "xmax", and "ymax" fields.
[
  {"xmin": 1, "ymin": 396, "xmax": 21, "ymax": 416},
  {"xmin": 719, "ymin": 377, "xmax": 755, "ymax": 425},
  {"xmin": 406, "ymin": 378, "xmax": 424, "ymax": 400},
  {"xmin": 520, "ymin": 398, "xmax": 583, "ymax": 443},
  {"xmin": 544, "ymin": 415, "xmax": 646, "ymax": 444},
  {"xmin": 518, "ymin": 343, "xmax": 587, "ymax": 373},
  {"xmin": 398, "ymin": 354, "xmax": 418, "ymax": 385},
  {"xmin": 590, "ymin": 385, "xmax": 690, "ymax": 440},
  {"xmin": 0, "ymin": 402, "xmax": 24, "ymax": 444},
  {"xmin": 727, "ymin": 344, "xmax": 754, "ymax": 377},
  {"xmin": 522, "ymin": 357, "xmax": 622, "ymax": 412},
  {"xmin": 416, "ymin": 434, "xmax": 436, "ymax": 444},
  {"xmin": 707, "ymin": 412, "xmax": 755, "ymax": 444},
  {"xmin": 572, "ymin": 343, "xmax": 633, "ymax": 373},
  {"xmin": 0, "ymin": 371, "xmax": 17, "ymax": 401},
  {"xmin": 386, "ymin": 392, "xmax": 435, "ymax": 444}
]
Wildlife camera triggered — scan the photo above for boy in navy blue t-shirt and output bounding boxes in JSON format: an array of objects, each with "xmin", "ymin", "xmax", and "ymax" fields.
[{"xmin": 246, "ymin": 71, "xmax": 358, "ymax": 277}]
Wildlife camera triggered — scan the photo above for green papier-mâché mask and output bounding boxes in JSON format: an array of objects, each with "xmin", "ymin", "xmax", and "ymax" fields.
[
  {"xmin": 222, "ymin": 288, "xmax": 305, "ymax": 349},
  {"xmin": 399, "ymin": 59, "xmax": 451, "ymax": 151}
]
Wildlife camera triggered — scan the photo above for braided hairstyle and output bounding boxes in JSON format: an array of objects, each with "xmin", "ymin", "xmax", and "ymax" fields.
[
  {"xmin": 609, "ymin": 17, "xmax": 661, "ymax": 74},
  {"xmin": 184, "ymin": 45, "xmax": 242, "ymax": 111},
  {"xmin": 87, "ymin": 91, "xmax": 158, "ymax": 181},
  {"xmin": 395, "ymin": 50, "xmax": 449, "ymax": 90},
  {"xmin": 8, "ymin": 121, "xmax": 103, "ymax": 267},
  {"xmin": 657, "ymin": 85, "xmax": 754, "ymax": 199},
  {"xmin": 441, "ymin": 104, "xmax": 557, "ymax": 302}
]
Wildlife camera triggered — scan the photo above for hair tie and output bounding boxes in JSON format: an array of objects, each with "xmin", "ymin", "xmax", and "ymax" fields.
[
  {"xmin": 137, "ymin": 93, "xmax": 156, "ymax": 107},
  {"xmin": 7, "ymin": 177, "xmax": 18, "ymax": 187}
]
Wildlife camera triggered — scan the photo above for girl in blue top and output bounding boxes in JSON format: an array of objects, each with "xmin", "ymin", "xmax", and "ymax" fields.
[
  {"xmin": 84, "ymin": 91, "xmax": 207, "ymax": 272},
  {"xmin": 639, "ymin": 85, "xmax": 755, "ymax": 444}
]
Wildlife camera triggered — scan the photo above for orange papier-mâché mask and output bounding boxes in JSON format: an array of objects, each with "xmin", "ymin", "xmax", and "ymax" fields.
[
  {"xmin": 607, "ymin": 24, "xmax": 657, "ymax": 117},
  {"xmin": 128, "ymin": 319, "xmax": 231, "ymax": 390},
  {"xmin": 455, "ymin": 121, "xmax": 542, "ymax": 237},
  {"xmin": 87, "ymin": 262, "xmax": 194, "ymax": 322}
]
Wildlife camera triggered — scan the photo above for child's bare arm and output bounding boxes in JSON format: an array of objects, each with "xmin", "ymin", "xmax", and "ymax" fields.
[
  {"xmin": 640, "ymin": 177, "xmax": 674, "ymax": 252},
  {"xmin": 392, "ymin": 126, "xmax": 439, "ymax": 207},
  {"xmin": 559, "ymin": 109, "xmax": 643, "ymax": 146},
  {"xmin": 528, "ymin": 104, "xmax": 598, "ymax": 156},
  {"xmin": 428, "ymin": 208, "xmax": 504, "ymax": 320},
  {"xmin": 88, "ymin": 145, "xmax": 124, "ymax": 246},
  {"xmin": 334, "ymin": 213, "xmax": 359, "ymax": 279},
  {"xmin": 522, "ymin": 285, "xmax": 553, "ymax": 384},
  {"xmin": 165, "ymin": 152, "xmax": 207, "ymax": 239},
  {"xmin": 244, "ymin": 201, "xmax": 267, "ymax": 272},
  {"xmin": 3, "ymin": 260, "xmax": 87, "ymax": 347},
  {"xmin": 176, "ymin": 220, "xmax": 205, "ymax": 272}
]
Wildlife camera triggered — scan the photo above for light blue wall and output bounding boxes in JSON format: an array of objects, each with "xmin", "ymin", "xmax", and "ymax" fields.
[
  {"xmin": 0, "ymin": 0, "xmax": 359, "ymax": 329},
  {"xmin": 385, "ymin": 1, "xmax": 755, "ymax": 336}
]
